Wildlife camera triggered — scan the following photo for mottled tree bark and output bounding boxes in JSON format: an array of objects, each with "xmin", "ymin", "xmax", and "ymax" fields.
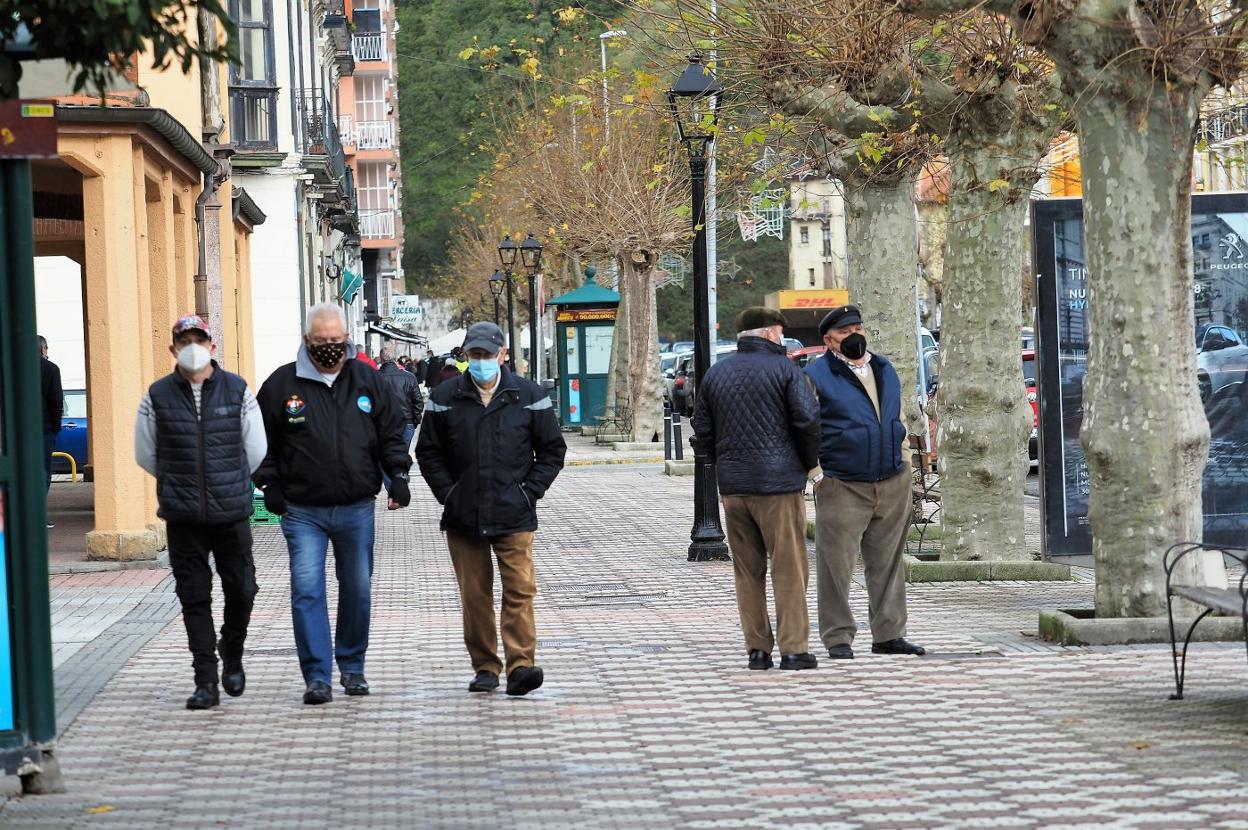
[
  {"xmin": 605, "ymin": 249, "xmax": 663, "ymax": 441},
  {"xmin": 1078, "ymin": 93, "xmax": 1223, "ymax": 616}
]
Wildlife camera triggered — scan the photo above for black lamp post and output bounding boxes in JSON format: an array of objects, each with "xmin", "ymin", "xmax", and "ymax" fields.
[
  {"xmin": 489, "ymin": 269, "xmax": 505, "ymax": 329},
  {"xmin": 520, "ymin": 232, "xmax": 544, "ymax": 381},
  {"xmin": 669, "ymin": 52, "xmax": 729, "ymax": 562},
  {"xmin": 498, "ymin": 234, "xmax": 519, "ymax": 372}
]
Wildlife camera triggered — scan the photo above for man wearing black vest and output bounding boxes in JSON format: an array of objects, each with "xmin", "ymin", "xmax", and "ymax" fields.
[{"xmin": 135, "ymin": 314, "xmax": 268, "ymax": 710}]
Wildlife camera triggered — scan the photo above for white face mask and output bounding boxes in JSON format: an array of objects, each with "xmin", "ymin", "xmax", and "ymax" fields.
[{"xmin": 176, "ymin": 343, "xmax": 212, "ymax": 373}]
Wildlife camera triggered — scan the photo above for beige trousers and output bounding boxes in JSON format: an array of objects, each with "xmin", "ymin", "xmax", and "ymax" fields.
[{"xmin": 446, "ymin": 531, "xmax": 537, "ymax": 675}]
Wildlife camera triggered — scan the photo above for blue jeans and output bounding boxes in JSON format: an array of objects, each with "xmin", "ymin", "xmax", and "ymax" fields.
[
  {"xmin": 381, "ymin": 422, "xmax": 416, "ymax": 490},
  {"xmin": 281, "ymin": 499, "xmax": 376, "ymax": 684}
]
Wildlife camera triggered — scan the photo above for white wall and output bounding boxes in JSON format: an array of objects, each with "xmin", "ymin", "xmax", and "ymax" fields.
[
  {"xmin": 245, "ymin": 174, "xmax": 305, "ymax": 384},
  {"xmin": 34, "ymin": 256, "xmax": 86, "ymax": 390}
]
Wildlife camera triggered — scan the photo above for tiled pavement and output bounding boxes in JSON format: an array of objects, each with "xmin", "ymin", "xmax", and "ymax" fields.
[{"xmin": 6, "ymin": 445, "xmax": 1248, "ymax": 829}]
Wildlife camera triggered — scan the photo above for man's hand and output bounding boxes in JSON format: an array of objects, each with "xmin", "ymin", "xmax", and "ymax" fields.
[
  {"xmin": 387, "ymin": 477, "xmax": 411, "ymax": 510},
  {"xmin": 263, "ymin": 484, "xmax": 287, "ymax": 515}
]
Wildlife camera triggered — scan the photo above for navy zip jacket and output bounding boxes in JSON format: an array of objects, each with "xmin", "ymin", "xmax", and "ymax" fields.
[
  {"xmin": 690, "ymin": 337, "xmax": 821, "ymax": 496},
  {"xmin": 805, "ymin": 350, "xmax": 907, "ymax": 482}
]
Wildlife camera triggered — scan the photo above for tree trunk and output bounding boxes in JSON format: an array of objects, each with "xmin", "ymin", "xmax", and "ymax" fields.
[
  {"xmin": 1078, "ymin": 92, "xmax": 1224, "ymax": 617},
  {"xmin": 604, "ymin": 250, "xmax": 663, "ymax": 441},
  {"xmin": 843, "ymin": 175, "xmax": 924, "ymax": 435},
  {"xmin": 936, "ymin": 146, "xmax": 1032, "ymax": 561}
]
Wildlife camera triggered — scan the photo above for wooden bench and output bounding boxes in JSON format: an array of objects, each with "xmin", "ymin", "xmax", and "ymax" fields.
[
  {"xmin": 592, "ymin": 404, "xmax": 633, "ymax": 444},
  {"xmin": 1164, "ymin": 542, "xmax": 1248, "ymax": 700}
]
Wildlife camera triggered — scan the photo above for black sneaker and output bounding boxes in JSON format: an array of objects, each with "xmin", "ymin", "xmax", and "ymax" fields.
[
  {"xmin": 748, "ymin": 649, "xmax": 773, "ymax": 670},
  {"xmin": 779, "ymin": 653, "xmax": 818, "ymax": 670},
  {"xmin": 340, "ymin": 673, "xmax": 370, "ymax": 696},
  {"xmin": 468, "ymin": 670, "xmax": 500, "ymax": 692},
  {"xmin": 826, "ymin": 644, "xmax": 855, "ymax": 660},
  {"xmin": 186, "ymin": 682, "xmax": 220, "ymax": 710},
  {"xmin": 871, "ymin": 637, "xmax": 926, "ymax": 656},
  {"xmin": 303, "ymin": 680, "xmax": 333, "ymax": 705},
  {"xmin": 219, "ymin": 639, "xmax": 245, "ymax": 697},
  {"xmin": 505, "ymin": 666, "xmax": 544, "ymax": 697}
]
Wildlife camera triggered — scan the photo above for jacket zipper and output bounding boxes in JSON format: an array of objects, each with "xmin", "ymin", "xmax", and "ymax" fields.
[{"xmin": 195, "ymin": 383, "xmax": 208, "ymax": 521}]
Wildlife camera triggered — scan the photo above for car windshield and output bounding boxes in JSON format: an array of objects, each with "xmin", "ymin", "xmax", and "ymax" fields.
[
  {"xmin": 1022, "ymin": 357, "xmax": 1036, "ymax": 385},
  {"xmin": 64, "ymin": 391, "xmax": 87, "ymax": 418}
]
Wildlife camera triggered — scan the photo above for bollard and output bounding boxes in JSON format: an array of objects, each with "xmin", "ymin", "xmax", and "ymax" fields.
[
  {"xmin": 663, "ymin": 399, "xmax": 673, "ymax": 460},
  {"xmin": 673, "ymin": 409, "xmax": 685, "ymax": 461}
]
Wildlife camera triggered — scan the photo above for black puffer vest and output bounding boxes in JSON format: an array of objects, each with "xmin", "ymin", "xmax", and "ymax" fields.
[{"xmin": 149, "ymin": 366, "xmax": 252, "ymax": 523}]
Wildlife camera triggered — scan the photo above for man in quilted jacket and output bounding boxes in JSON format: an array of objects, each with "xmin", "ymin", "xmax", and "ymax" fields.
[{"xmin": 691, "ymin": 307, "xmax": 822, "ymax": 671}]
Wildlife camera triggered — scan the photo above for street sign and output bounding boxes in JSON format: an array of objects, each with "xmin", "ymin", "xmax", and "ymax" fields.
[
  {"xmin": 390, "ymin": 295, "xmax": 422, "ymax": 327},
  {"xmin": 1033, "ymin": 194, "xmax": 1248, "ymax": 556},
  {"xmin": 0, "ymin": 101, "xmax": 57, "ymax": 159}
]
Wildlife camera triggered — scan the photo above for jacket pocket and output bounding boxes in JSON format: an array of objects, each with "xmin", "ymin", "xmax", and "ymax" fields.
[
  {"xmin": 517, "ymin": 482, "xmax": 532, "ymax": 509},
  {"xmin": 441, "ymin": 479, "xmax": 460, "ymax": 507}
]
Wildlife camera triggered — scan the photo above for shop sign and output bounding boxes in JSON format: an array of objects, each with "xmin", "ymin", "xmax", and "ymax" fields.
[{"xmin": 556, "ymin": 307, "xmax": 617, "ymax": 323}]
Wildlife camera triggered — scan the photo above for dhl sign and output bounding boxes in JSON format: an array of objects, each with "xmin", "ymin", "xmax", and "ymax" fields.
[{"xmin": 776, "ymin": 289, "xmax": 850, "ymax": 309}]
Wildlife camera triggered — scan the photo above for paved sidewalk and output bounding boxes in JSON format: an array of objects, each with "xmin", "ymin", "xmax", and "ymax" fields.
[{"xmin": 6, "ymin": 462, "xmax": 1248, "ymax": 828}]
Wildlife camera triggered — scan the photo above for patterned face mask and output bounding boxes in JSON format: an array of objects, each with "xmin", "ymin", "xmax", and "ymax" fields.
[{"xmin": 308, "ymin": 341, "xmax": 347, "ymax": 368}]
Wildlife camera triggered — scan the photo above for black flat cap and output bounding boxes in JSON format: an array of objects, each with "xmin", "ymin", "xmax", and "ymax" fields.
[
  {"xmin": 819, "ymin": 304, "xmax": 863, "ymax": 335},
  {"xmin": 735, "ymin": 306, "xmax": 787, "ymax": 332},
  {"xmin": 463, "ymin": 321, "xmax": 506, "ymax": 354}
]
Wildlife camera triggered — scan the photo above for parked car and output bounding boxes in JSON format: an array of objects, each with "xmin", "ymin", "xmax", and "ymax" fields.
[
  {"xmin": 670, "ymin": 345, "xmax": 737, "ymax": 416},
  {"xmin": 1196, "ymin": 323, "xmax": 1248, "ymax": 404},
  {"xmin": 661, "ymin": 350, "xmax": 691, "ymax": 405},
  {"xmin": 1022, "ymin": 349, "xmax": 1038, "ymax": 462},
  {"xmin": 789, "ymin": 346, "xmax": 826, "ymax": 368},
  {"xmin": 781, "ymin": 337, "xmax": 804, "ymax": 354},
  {"xmin": 52, "ymin": 388, "xmax": 88, "ymax": 474}
]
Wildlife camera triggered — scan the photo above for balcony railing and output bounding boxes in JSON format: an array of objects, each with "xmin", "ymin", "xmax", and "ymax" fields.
[
  {"xmin": 297, "ymin": 90, "xmax": 347, "ymax": 185},
  {"xmin": 337, "ymin": 115, "xmax": 354, "ymax": 146},
  {"xmin": 360, "ymin": 210, "xmax": 396, "ymax": 239},
  {"xmin": 355, "ymin": 120, "xmax": 393, "ymax": 150},
  {"xmin": 352, "ymin": 32, "xmax": 386, "ymax": 62}
]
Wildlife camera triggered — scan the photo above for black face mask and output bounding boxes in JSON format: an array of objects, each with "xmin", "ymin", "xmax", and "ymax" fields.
[
  {"xmin": 840, "ymin": 333, "xmax": 867, "ymax": 360},
  {"xmin": 308, "ymin": 341, "xmax": 347, "ymax": 368}
]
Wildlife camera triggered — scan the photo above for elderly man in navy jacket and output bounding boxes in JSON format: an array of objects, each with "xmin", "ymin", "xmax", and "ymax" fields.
[{"xmin": 806, "ymin": 305, "xmax": 925, "ymax": 660}]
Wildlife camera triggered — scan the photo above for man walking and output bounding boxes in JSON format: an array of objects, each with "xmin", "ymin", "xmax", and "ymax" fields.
[
  {"xmin": 377, "ymin": 347, "xmax": 423, "ymax": 489},
  {"xmin": 806, "ymin": 305, "xmax": 925, "ymax": 660},
  {"xmin": 691, "ymin": 307, "xmax": 821, "ymax": 671},
  {"xmin": 39, "ymin": 336, "xmax": 63, "ymax": 528},
  {"xmin": 255, "ymin": 303, "xmax": 412, "ymax": 705},
  {"xmin": 135, "ymin": 314, "xmax": 266, "ymax": 709},
  {"xmin": 416, "ymin": 322, "xmax": 565, "ymax": 696}
]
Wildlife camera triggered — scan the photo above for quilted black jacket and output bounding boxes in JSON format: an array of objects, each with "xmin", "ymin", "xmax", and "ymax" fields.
[{"xmin": 690, "ymin": 337, "xmax": 821, "ymax": 496}]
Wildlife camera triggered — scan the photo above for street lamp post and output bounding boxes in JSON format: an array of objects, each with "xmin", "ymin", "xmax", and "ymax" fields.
[
  {"xmin": 498, "ymin": 234, "xmax": 519, "ymax": 372},
  {"xmin": 668, "ymin": 53, "xmax": 730, "ymax": 562},
  {"xmin": 489, "ymin": 269, "xmax": 505, "ymax": 329},
  {"xmin": 520, "ymin": 232, "xmax": 544, "ymax": 381}
]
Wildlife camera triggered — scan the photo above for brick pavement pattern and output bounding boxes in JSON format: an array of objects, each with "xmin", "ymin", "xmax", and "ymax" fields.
[{"xmin": 7, "ymin": 443, "xmax": 1248, "ymax": 829}]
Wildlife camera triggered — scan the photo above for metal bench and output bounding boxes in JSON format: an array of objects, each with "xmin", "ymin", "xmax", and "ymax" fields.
[
  {"xmin": 1164, "ymin": 542, "xmax": 1248, "ymax": 700},
  {"xmin": 592, "ymin": 404, "xmax": 633, "ymax": 445}
]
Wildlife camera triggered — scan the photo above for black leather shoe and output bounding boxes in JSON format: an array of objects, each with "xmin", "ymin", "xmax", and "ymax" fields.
[
  {"xmin": 186, "ymin": 683, "xmax": 220, "ymax": 710},
  {"xmin": 748, "ymin": 649, "xmax": 773, "ymax": 670},
  {"xmin": 468, "ymin": 670, "xmax": 499, "ymax": 692},
  {"xmin": 872, "ymin": 637, "xmax": 926, "ymax": 656},
  {"xmin": 303, "ymin": 681, "xmax": 333, "ymax": 705},
  {"xmin": 505, "ymin": 666, "xmax": 544, "ymax": 697},
  {"xmin": 827, "ymin": 644, "xmax": 855, "ymax": 660},
  {"xmin": 340, "ymin": 673, "xmax": 370, "ymax": 696},
  {"xmin": 219, "ymin": 639, "xmax": 245, "ymax": 697},
  {"xmin": 779, "ymin": 653, "xmax": 818, "ymax": 670}
]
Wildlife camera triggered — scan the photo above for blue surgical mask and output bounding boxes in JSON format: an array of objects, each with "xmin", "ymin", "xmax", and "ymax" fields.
[{"xmin": 468, "ymin": 358, "xmax": 500, "ymax": 383}]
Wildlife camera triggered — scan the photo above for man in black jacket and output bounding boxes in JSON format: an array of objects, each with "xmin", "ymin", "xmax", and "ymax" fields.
[
  {"xmin": 691, "ymin": 307, "xmax": 822, "ymax": 671},
  {"xmin": 39, "ymin": 336, "xmax": 63, "ymax": 526},
  {"xmin": 255, "ymin": 304, "xmax": 412, "ymax": 705},
  {"xmin": 377, "ymin": 347, "xmax": 423, "ymax": 488},
  {"xmin": 416, "ymin": 322, "xmax": 566, "ymax": 696},
  {"xmin": 135, "ymin": 314, "xmax": 268, "ymax": 709}
]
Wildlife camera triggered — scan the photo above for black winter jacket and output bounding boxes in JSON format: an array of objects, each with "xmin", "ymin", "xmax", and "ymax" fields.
[
  {"xmin": 255, "ymin": 346, "xmax": 411, "ymax": 506},
  {"xmin": 415, "ymin": 367, "xmax": 566, "ymax": 536},
  {"xmin": 40, "ymin": 357, "xmax": 63, "ymax": 435},
  {"xmin": 149, "ymin": 367, "xmax": 252, "ymax": 523},
  {"xmin": 378, "ymin": 361, "xmax": 424, "ymax": 424},
  {"xmin": 690, "ymin": 337, "xmax": 821, "ymax": 496}
]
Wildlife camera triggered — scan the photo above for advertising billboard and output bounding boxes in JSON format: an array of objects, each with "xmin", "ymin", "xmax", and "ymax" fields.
[{"xmin": 1033, "ymin": 194, "xmax": 1248, "ymax": 556}]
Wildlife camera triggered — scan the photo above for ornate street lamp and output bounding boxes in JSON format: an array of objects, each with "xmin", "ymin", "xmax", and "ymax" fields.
[
  {"xmin": 497, "ymin": 234, "xmax": 519, "ymax": 371},
  {"xmin": 520, "ymin": 233, "xmax": 544, "ymax": 380},
  {"xmin": 489, "ymin": 269, "xmax": 505, "ymax": 329},
  {"xmin": 669, "ymin": 52, "xmax": 729, "ymax": 562}
]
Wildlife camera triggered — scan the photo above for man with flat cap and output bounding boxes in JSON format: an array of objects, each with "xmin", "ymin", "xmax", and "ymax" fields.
[
  {"xmin": 692, "ymin": 307, "xmax": 822, "ymax": 670},
  {"xmin": 416, "ymin": 321, "xmax": 566, "ymax": 696},
  {"xmin": 806, "ymin": 304, "xmax": 925, "ymax": 660}
]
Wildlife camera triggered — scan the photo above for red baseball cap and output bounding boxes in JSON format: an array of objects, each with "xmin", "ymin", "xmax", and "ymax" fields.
[{"xmin": 172, "ymin": 314, "xmax": 211, "ymax": 339}]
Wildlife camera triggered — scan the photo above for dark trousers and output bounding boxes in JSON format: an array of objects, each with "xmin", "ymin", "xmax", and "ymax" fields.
[
  {"xmin": 167, "ymin": 519, "xmax": 258, "ymax": 685},
  {"xmin": 42, "ymin": 432, "xmax": 56, "ymax": 492}
]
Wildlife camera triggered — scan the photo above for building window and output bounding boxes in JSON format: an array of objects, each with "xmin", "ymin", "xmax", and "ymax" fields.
[
  {"xmin": 808, "ymin": 268, "xmax": 815, "ymax": 287},
  {"xmin": 799, "ymin": 225, "xmax": 809, "ymax": 244},
  {"xmin": 822, "ymin": 225, "xmax": 832, "ymax": 257},
  {"xmin": 229, "ymin": 0, "xmax": 278, "ymax": 149}
]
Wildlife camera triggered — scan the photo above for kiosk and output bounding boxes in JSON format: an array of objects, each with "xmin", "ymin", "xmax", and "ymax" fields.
[{"xmin": 549, "ymin": 266, "xmax": 620, "ymax": 427}]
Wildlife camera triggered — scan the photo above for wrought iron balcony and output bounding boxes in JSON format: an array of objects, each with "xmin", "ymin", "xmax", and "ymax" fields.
[
  {"xmin": 352, "ymin": 32, "xmax": 386, "ymax": 62},
  {"xmin": 297, "ymin": 90, "xmax": 347, "ymax": 191}
]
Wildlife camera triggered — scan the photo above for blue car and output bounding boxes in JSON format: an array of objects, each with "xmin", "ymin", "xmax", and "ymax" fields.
[{"xmin": 51, "ymin": 389, "xmax": 88, "ymax": 474}]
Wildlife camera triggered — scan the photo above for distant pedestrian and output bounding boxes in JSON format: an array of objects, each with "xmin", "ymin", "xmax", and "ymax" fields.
[
  {"xmin": 356, "ymin": 350, "xmax": 379, "ymax": 370},
  {"xmin": 424, "ymin": 351, "xmax": 445, "ymax": 388},
  {"xmin": 38, "ymin": 335, "xmax": 63, "ymax": 529},
  {"xmin": 416, "ymin": 322, "xmax": 566, "ymax": 696},
  {"xmin": 377, "ymin": 346, "xmax": 423, "ymax": 488},
  {"xmin": 806, "ymin": 305, "xmax": 925, "ymax": 660},
  {"xmin": 691, "ymin": 307, "xmax": 821, "ymax": 671},
  {"xmin": 255, "ymin": 303, "xmax": 412, "ymax": 705},
  {"xmin": 134, "ymin": 314, "xmax": 267, "ymax": 710},
  {"xmin": 436, "ymin": 347, "xmax": 467, "ymax": 386}
]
